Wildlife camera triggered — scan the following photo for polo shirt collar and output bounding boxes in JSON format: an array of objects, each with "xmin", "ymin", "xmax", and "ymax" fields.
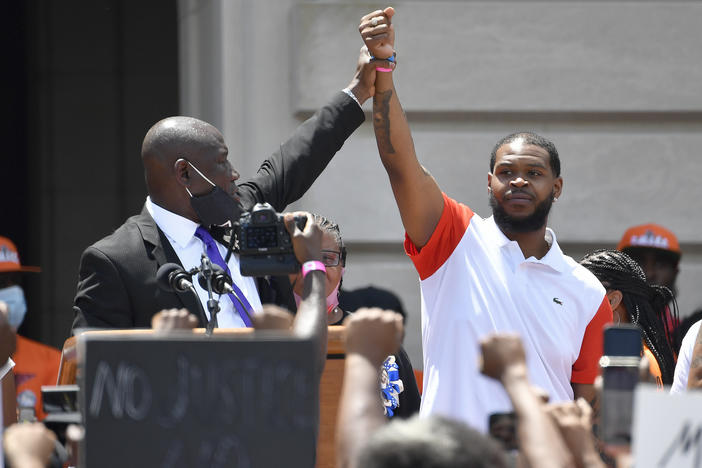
[
  {"xmin": 145, "ymin": 196, "xmax": 199, "ymax": 249},
  {"xmin": 538, "ymin": 229, "xmax": 570, "ymax": 273},
  {"xmin": 485, "ymin": 215, "xmax": 570, "ymax": 273}
]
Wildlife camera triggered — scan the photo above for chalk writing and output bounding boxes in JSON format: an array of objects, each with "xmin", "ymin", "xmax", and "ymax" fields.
[
  {"xmin": 89, "ymin": 361, "xmax": 152, "ymax": 420},
  {"xmin": 81, "ymin": 336, "xmax": 317, "ymax": 467},
  {"xmin": 161, "ymin": 435, "xmax": 251, "ymax": 468},
  {"xmin": 658, "ymin": 421, "xmax": 702, "ymax": 467}
]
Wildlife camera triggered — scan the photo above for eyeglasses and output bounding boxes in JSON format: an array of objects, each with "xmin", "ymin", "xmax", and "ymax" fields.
[{"xmin": 321, "ymin": 250, "xmax": 343, "ymax": 267}]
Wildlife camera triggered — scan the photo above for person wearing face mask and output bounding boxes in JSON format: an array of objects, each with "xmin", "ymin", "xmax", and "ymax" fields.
[
  {"xmin": 0, "ymin": 236, "xmax": 61, "ymax": 422},
  {"xmin": 72, "ymin": 48, "xmax": 378, "ymax": 332},
  {"xmin": 285, "ymin": 214, "xmax": 348, "ymax": 326},
  {"xmin": 285, "ymin": 214, "xmax": 421, "ymax": 419}
]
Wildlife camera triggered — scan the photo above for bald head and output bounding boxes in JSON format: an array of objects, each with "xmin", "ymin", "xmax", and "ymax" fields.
[{"xmin": 141, "ymin": 116, "xmax": 224, "ymax": 167}]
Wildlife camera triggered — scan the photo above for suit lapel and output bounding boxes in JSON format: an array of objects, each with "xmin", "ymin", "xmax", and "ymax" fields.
[{"xmin": 136, "ymin": 206, "xmax": 208, "ymax": 326}]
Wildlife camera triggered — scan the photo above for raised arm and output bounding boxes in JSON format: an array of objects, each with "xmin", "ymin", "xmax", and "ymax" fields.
[
  {"xmin": 360, "ymin": 8, "xmax": 444, "ymax": 248},
  {"xmin": 238, "ymin": 48, "xmax": 377, "ymax": 212},
  {"xmin": 480, "ymin": 333, "xmax": 575, "ymax": 468},
  {"xmin": 546, "ymin": 399, "xmax": 606, "ymax": 468},
  {"xmin": 336, "ymin": 308, "xmax": 404, "ymax": 468},
  {"xmin": 284, "ymin": 212, "xmax": 327, "ymax": 378}
]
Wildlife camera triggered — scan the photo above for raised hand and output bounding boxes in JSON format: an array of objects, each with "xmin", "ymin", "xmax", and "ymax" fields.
[
  {"xmin": 546, "ymin": 399, "xmax": 605, "ymax": 468},
  {"xmin": 358, "ymin": 7, "xmax": 395, "ymax": 59},
  {"xmin": 3, "ymin": 422, "xmax": 57, "ymax": 468},
  {"xmin": 344, "ymin": 308, "xmax": 403, "ymax": 366},
  {"xmin": 479, "ymin": 333, "xmax": 527, "ymax": 381},
  {"xmin": 253, "ymin": 304, "xmax": 294, "ymax": 331},
  {"xmin": 284, "ymin": 211, "xmax": 322, "ymax": 264},
  {"xmin": 151, "ymin": 308, "xmax": 199, "ymax": 331},
  {"xmin": 346, "ymin": 46, "xmax": 382, "ymax": 105}
]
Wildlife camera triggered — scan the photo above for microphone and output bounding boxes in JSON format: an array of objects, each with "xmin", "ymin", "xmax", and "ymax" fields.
[
  {"xmin": 198, "ymin": 263, "xmax": 234, "ymax": 295},
  {"xmin": 156, "ymin": 263, "xmax": 194, "ymax": 292}
]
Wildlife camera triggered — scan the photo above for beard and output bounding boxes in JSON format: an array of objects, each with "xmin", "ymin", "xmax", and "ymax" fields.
[{"xmin": 489, "ymin": 191, "xmax": 554, "ymax": 234}]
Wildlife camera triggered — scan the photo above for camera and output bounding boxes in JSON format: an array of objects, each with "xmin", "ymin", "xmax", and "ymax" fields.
[{"xmin": 236, "ymin": 203, "xmax": 305, "ymax": 276}]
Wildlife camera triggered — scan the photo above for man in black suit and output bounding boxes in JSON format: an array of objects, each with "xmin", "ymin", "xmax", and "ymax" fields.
[{"xmin": 72, "ymin": 49, "xmax": 381, "ymax": 331}]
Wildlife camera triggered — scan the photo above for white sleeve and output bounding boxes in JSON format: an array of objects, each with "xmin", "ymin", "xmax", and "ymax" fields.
[
  {"xmin": 341, "ymin": 88, "xmax": 362, "ymax": 107},
  {"xmin": 671, "ymin": 320, "xmax": 702, "ymax": 394}
]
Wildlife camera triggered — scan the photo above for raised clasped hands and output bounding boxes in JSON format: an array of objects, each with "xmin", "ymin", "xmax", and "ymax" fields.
[{"xmin": 359, "ymin": 7, "xmax": 395, "ymax": 59}]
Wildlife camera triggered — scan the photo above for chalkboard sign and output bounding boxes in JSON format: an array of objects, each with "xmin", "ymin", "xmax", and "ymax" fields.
[
  {"xmin": 633, "ymin": 385, "xmax": 702, "ymax": 468},
  {"xmin": 78, "ymin": 332, "xmax": 318, "ymax": 468}
]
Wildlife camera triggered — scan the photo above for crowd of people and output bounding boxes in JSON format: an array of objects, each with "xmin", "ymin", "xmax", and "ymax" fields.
[{"xmin": 1, "ymin": 5, "xmax": 700, "ymax": 468}]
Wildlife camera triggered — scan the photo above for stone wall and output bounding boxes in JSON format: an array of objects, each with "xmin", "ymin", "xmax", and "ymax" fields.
[{"xmin": 179, "ymin": 0, "xmax": 702, "ymax": 368}]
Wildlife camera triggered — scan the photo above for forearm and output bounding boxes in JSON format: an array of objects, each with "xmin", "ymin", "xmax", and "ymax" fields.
[
  {"xmin": 336, "ymin": 353, "xmax": 385, "ymax": 468},
  {"xmin": 687, "ymin": 326, "xmax": 702, "ymax": 389},
  {"xmin": 573, "ymin": 383, "xmax": 599, "ymax": 419},
  {"xmin": 373, "ymin": 72, "xmax": 443, "ymax": 247},
  {"xmin": 372, "ymin": 73, "xmax": 416, "ymax": 171},
  {"xmin": 687, "ymin": 346, "xmax": 702, "ymax": 389},
  {"xmin": 239, "ymin": 92, "xmax": 364, "ymax": 212},
  {"xmin": 501, "ymin": 368, "xmax": 575, "ymax": 468},
  {"xmin": 293, "ymin": 270, "xmax": 327, "ymax": 376}
]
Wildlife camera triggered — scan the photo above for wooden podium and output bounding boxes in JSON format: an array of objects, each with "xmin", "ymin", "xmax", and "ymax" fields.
[{"xmin": 58, "ymin": 326, "xmax": 345, "ymax": 468}]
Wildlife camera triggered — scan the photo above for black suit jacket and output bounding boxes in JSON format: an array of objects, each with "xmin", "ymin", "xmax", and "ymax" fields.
[{"xmin": 72, "ymin": 92, "xmax": 364, "ymax": 331}]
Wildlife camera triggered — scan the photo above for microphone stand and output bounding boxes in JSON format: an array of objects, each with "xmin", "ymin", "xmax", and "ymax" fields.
[{"xmin": 199, "ymin": 253, "xmax": 220, "ymax": 336}]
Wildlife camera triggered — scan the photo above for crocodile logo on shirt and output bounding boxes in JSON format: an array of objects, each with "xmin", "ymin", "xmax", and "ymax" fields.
[{"xmin": 553, "ymin": 298, "xmax": 563, "ymax": 306}]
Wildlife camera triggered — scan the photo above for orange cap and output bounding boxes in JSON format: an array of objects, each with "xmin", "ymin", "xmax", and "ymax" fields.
[
  {"xmin": 617, "ymin": 224, "xmax": 681, "ymax": 256},
  {"xmin": 0, "ymin": 236, "xmax": 41, "ymax": 273}
]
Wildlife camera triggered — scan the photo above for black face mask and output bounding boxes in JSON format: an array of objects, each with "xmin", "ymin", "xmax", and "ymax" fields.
[{"xmin": 184, "ymin": 160, "xmax": 244, "ymax": 227}]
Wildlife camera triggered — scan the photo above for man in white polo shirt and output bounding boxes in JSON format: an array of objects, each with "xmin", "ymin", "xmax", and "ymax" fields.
[{"xmin": 359, "ymin": 8, "xmax": 612, "ymax": 432}]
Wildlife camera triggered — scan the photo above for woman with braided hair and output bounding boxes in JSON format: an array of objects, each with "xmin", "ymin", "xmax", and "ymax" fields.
[
  {"xmin": 580, "ymin": 249, "xmax": 678, "ymax": 386},
  {"xmin": 286, "ymin": 213, "xmax": 421, "ymax": 418}
]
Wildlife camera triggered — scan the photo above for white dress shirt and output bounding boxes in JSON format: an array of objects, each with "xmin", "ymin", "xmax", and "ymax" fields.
[{"xmin": 146, "ymin": 197, "xmax": 262, "ymax": 328}]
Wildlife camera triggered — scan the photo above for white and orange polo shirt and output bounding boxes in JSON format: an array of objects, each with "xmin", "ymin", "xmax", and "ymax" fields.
[{"xmin": 405, "ymin": 193, "xmax": 612, "ymax": 433}]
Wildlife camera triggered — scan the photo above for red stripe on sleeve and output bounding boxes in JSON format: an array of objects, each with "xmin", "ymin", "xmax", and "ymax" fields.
[
  {"xmin": 403, "ymin": 193, "xmax": 474, "ymax": 280},
  {"xmin": 571, "ymin": 296, "xmax": 613, "ymax": 384}
]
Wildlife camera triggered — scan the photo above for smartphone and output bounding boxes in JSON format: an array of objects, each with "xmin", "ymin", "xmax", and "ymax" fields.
[
  {"xmin": 598, "ymin": 324, "xmax": 642, "ymax": 447},
  {"xmin": 488, "ymin": 411, "xmax": 517, "ymax": 451}
]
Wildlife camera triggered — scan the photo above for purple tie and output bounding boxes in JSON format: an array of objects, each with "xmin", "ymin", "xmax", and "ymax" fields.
[{"xmin": 194, "ymin": 226, "xmax": 253, "ymax": 327}]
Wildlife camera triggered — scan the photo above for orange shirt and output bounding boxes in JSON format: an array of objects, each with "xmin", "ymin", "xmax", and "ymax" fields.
[
  {"xmin": 12, "ymin": 335, "xmax": 61, "ymax": 420},
  {"xmin": 643, "ymin": 344, "xmax": 663, "ymax": 389}
]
